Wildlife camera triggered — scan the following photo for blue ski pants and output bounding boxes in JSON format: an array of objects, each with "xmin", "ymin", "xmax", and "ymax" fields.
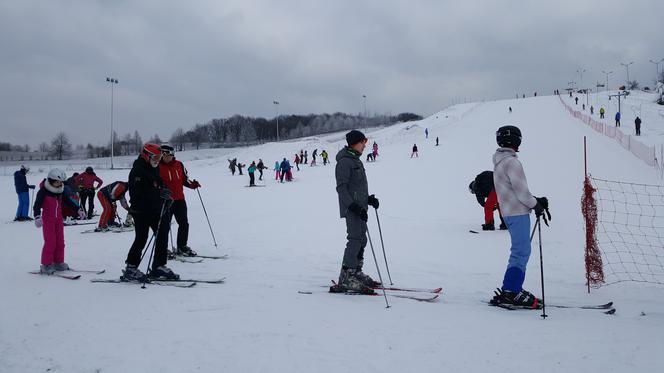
[
  {"xmin": 16, "ymin": 192, "xmax": 30, "ymax": 218},
  {"xmin": 501, "ymin": 214, "xmax": 532, "ymax": 292}
]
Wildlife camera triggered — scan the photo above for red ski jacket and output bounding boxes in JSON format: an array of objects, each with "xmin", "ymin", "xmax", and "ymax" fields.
[{"xmin": 159, "ymin": 158, "xmax": 194, "ymax": 201}]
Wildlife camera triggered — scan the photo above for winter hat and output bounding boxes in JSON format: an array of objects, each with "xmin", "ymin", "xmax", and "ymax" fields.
[{"xmin": 346, "ymin": 130, "xmax": 367, "ymax": 146}]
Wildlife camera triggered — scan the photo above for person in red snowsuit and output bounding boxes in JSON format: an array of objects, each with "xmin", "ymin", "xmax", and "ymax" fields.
[
  {"xmin": 75, "ymin": 166, "xmax": 103, "ymax": 219},
  {"xmin": 469, "ymin": 171, "xmax": 506, "ymax": 231},
  {"xmin": 96, "ymin": 181, "xmax": 130, "ymax": 231}
]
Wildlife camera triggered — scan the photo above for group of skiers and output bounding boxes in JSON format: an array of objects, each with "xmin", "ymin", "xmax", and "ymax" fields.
[
  {"xmin": 331, "ymin": 127, "xmax": 551, "ymax": 310},
  {"xmin": 572, "ymin": 96, "xmax": 644, "ymax": 135},
  {"xmin": 226, "ymin": 149, "xmax": 332, "ymax": 186}
]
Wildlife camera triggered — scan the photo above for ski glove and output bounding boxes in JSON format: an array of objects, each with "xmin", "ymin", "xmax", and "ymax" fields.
[
  {"xmin": 29, "ymin": 185, "xmax": 35, "ymax": 189},
  {"xmin": 159, "ymin": 188, "xmax": 172, "ymax": 201},
  {"xmin": 367, "ymin": 194, "xmax": 379, "ymax": 210},
  {"xmin": 77, "ymin": 209, "xmax": 87, "ymax": 220},
  {"xmin": 190, "ymin": 180, "xmax": 201, "ymax": 189},
  {"xmin": 34, "ymin": 216, "xmax": 43, "ymax": 228},
  {"xmin": 348, "ymin": 203, "xmax": 368, "ymax": 222},
  {"xmin": 534, "ymin": 197, "xmax": 551, "ymax": 226}
]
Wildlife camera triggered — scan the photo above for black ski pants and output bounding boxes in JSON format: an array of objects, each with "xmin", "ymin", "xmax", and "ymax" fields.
[
  {"xmin": 168, "ymin": 199, "xmax": 189, "ymax": 249},
  {"xmin": 249, "ymin": 173, "xmax": 255, "ymax": 186},
  {"xmin": 342, "ymin": 213, "xmax": 367, "ymax": 269},
  {"xmin": 125, "ymin": 205, "xmax": 171, "ymax": 270},
  {"xmin": 79, "ymin": 188, "xmax": 95, "ymax": 218}
]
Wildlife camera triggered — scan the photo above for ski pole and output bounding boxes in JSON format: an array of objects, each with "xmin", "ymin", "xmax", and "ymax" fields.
[
  {"xmin": 196, "ymin": 188, "xmax": 218, "ymax": 249},
  {"xmin": 141, "ymin": 200, "xmax": 171, "ymax": 288},
  {"xmin": 30, "ymin": 189, "xmax": 35, "ymax": 218},
  {"xmin": 374, "ymin": 209, "xmax": 393, "ymax": 285},
  {"xmin": 537, "ymin": 216, "xmax": 548, "ymax": 319},
  {"xmin": 366, "ymin": 223, "xmax": 390, "ymax": 308}
]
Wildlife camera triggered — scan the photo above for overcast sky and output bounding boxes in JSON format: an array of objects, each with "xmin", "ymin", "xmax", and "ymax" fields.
[{"xmin": 1, "ymin": 0, "xmax": 662, "ymax": 148}]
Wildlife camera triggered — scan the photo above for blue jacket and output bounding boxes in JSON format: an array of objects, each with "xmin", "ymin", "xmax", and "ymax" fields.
[
  {"xmin": 615, "ymin": 112, "xmax": 621, "ymax": 121},
  {"xmin": 280, "ymin": 160, "xmax": 291, "ymax": 172},
  {"xmin": 14, "ymin": 169, "xmax": 32, "ymax": 193}
]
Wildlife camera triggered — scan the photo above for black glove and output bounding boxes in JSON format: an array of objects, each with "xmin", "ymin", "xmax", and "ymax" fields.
[
  {"xmin": 29, "ymin": 185, "xmax": 35, "ymax": 189},
  {"xmin": 348, "ymin": 203, "xmax": 368, "ymax": 222},
  {"xmin": 159, "ymin": 188, "xmax": 172, "ymax": 200},
  {"xmin": 534, "ymin": 197, "xmax": 551, "ymax": 225},
  {"xmin": 367, "ymin": 194, "xmax": 379, "ymax": 210}
]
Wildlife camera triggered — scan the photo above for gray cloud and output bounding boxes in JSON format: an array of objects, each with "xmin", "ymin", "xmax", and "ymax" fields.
[{"xmin": 1, "ymin": 0, "xmax": 662, "ymax": 148}]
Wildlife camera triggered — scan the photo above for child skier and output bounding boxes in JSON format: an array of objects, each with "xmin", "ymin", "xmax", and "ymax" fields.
[
  {"xmin": 248, "ymin": 161, "xmax": 257, "ymax": 186},
  {"xmin": 75, "ymin": 166, "xmax": 103, "ymax": 219},
  {"xmin": 489, "ymin": 125, "xmax": 550, "ymax": 309},
  {"xmin": 274, "ymin": 160, "xmax": 281, "ymax": 180},
  {"xmin": 96, "ymin": 181, "xmax": 130, "ymax": 232},
  {"xmin": 469, "ymin": 171, "xmax": 506, "ymax": 230},
  {"xmin": 34, "ymin": 169, "xmax": 85, "ymax": 274},
  {"xmin": 257, "ymin": 159, "xmax": 267, "ymax": 180}
]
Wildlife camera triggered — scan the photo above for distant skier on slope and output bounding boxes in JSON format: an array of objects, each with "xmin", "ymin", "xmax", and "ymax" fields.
[
  {"xmin": 248, "ymin": 161, "xmax": 257, "ymax": 186},
  {"xmin": 321, "ymin": 150, "xmax": 329, "ymax": 165},
  {"xmin": 257, "ymin": 159, "xmax": 267, "ymax": 180},
  {"xmin": 274, "ymin": 160, "xmax": 281, "ymax": 180},
  {"xmin": 469, "ymin": 171, "xmax": 506, "ymax": 231},
  {"xmin": 489, "ymin": 126, "xmax": 551, "ymax": 309},
  {"xmin": 228, "ymin": 158, "xmax": 237, "ymax": 175},
  {"xmin": 411, "ymin": 144, "xmax": 419, "ymax": 158},
  {"xmin": 333, "ymin": 130, "xmax": 380, "ymax": 292}
]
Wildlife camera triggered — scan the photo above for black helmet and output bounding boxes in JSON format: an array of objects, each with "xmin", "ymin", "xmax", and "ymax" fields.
[
  {"xmin": 496, "ymin": 125, "xmax": 522, "ymax": 148},
  {"xmin": 468, "ymin": 181, "xmax": 476, "ymax": 194},
  {"xmin": 85, "ymin": 166, "xmax": 94, "ymax": 173}
]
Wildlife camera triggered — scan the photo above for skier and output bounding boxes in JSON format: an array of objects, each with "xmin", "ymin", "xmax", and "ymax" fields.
[
  {"xmin": 159, "ymin": 144, "xmax": 201, "ymax": 257},
  {"xmin": 590, "ymin": 106, "xmax": 594, "ymax": 115},
  {"xmin": 411, "ymin": 144, "xmax": 419, "ymax": 158},
  {"xmin": 435, "ymin": 137, "xmax": 439, "ymax": 146},
  {"xmin": 34, "ymin": 169, "xmax": 85, "ymax": 274},
  {"xmin": 274, "ymin": 160, "xmax": 281, "ymax": 180},
  {"xmin": 575, "ymin": 97, "xmax": 579, "ymax": 105},
  {"xmin": 248, "ymin": 161, "xmax": 257, "ymax": 186},
  {"xmin": 615, "ymin": 111, "xmax": 621, "ymax": 127},
  {"xmin": 321, "ymin": 150, "xmax": 329, "ymax": 165},
  {"xmin": 280, "ymin": 158, "xmax": 292, "ymax": 182},
  {"xmin": 228, "ymin": 158, "xmax": 237, "ymax": 175},
  {"xmin": 509, "ymin": 107, "xmax": 512, "ymax": 113},
  {"xmin": 311, "ymin": 149, "xmax": 318, "ymax": 166},
  {"xmin": 372, "ymin": 142, "xmax": 378, "ymax": 159},
  {"xmin": 62, "ymin": 176, "xmax": 83, "ymax": 222},
  {"xmin": 469, "ymin": 171, "xmax": 506, "ymax": 230},
  {"xmin": 123, "ymin": 143, "xmax": 179, "ymax": 281},
  {"xmin": 425, "ymin": 128, "xmax": 429, "ymax": 139},
  {"xmin": 489, "ymin": 126, "xmax": 550, "ymax": 309},
  {"xmin": 582, "ymin": 104, "xmax": 585, "ymax": 111},
  {"xmin": 599, "ymin": 107, "xmax": 605, "ymax": 119},
  {"xmin": 304, "ymin": 150, "xmax": 308, "ymax": 164},
  {"xmin": 635, "ymin": 116, "xmax": 641, "ymax": 136},
  {"xmin": 237, "ymin": 162, "xmax": 245, "ymax": 175},
  {"xmin": 14, "ymin": 165, "xmax": 35, "ymax": 221},
  {"xmin": 257, "ymin": 159, "xmax": 267, "ymax": 180},
  {"xmin": 299, "ymin": 150, "xmax": 304, "ymax": 164},
  {"xmin": 75, "ymin": 167, "xmax": 103, "ymax": 219},
  {"xmin": 366, "ymin": 152, "xmax": 374, "ymax": 162},
  {"xmin": 294, "ymin": 153, "xmax": 301, "ymax": 171},
  {"xmin": 95, "ymin": 181, "xmax": 130, "ymax": 232},
  {"xmin": 333, "ymin": 130, "xmax": 380, "ymax": 292}
]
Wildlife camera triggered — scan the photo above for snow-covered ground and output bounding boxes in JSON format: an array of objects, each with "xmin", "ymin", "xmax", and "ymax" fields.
[{"xmin": 1, "ymin": 95, "xmax": 663, "ymax": 373}]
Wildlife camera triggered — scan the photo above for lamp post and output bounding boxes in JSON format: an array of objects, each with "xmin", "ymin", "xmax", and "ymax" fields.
[
  {"xmin": 362, "ymin": 94, "xmax": 367, "ymax": 130},
  {"xmin": 649, "ymin": 58, "xmax": 664, "ymax": 85},
  {"xmin": 601, "ymin": 70, "xmax": 613, "ymax": 93},
  {"xmin": 620, "ymin": 62, "xmax": 634, "ymax": 88},
  {"xmin": 106, "ymin": 77, "xmax": 118, "ymax": 169},
  {"xmin": 273, "ymin": 100, "xmax": 280, "ymax": 142}
]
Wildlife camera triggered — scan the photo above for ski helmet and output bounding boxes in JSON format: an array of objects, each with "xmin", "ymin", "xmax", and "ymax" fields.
[
  {"xmin": 85, "ymin": 166, "xmax": 94, "ymax": 173},
  {"xmin": 496, "ymin": 125, "xmax": 522, "ymax": 148},
  {"xmin": 468, "ymin": 181, "xmax": 476, "ymax": 194},
  {"xmin": 141, "ymin": 143, "xmax": 162, "ymax": 167},
  {"xmin": 47, "ymin": 168, "xmax": 67, "ymax": 182},
  {"xmin": 160, "ymin": 143, "xmax": 175, "ymax": 156}
]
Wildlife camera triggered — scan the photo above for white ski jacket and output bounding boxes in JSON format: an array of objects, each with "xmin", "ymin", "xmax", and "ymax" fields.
[{"xmin": 492, "ymin": 148, "xmax": 537, "ymax": 217}]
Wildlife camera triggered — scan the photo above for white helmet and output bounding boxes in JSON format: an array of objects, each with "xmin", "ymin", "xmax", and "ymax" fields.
[{"xmin": 47, "ymin": 168, "xmax": 67, "ymax": 182}]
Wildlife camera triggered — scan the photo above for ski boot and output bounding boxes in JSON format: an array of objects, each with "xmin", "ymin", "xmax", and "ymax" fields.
[
  {"xmin": 149, "ymin": 266, "xmax": 180, "ymax": 281},
  {"xmin": 176, "ymin": 246, "xmax": 197, "ymax": 257},
  {"xmin": 330, "ymin": 268, "xmax": 374, "ymax": 294},
  {"xmin": 167, "ymin": 250, "xmax": 176, "ymax": 260},
  {"xmin": 482, "ymin": 223, "xmax": 495, "ymax": 231},
  {"xmin": 94, "ymin": 226, "xmax": 109, "ymax": 232},
  {"xmin": 53, "ymin": 262, "xmax": 70, "ymax": 272},
  {"xmin": 122, "ymin": 265, "xmax": 147, "ymax": 282},
  {"xmin": 499, "ymin": 222, "xmax": 507, "ymax": 230},
  {"xmin": 40, "ymin": 264, "xmax": 55, "ymax": 275},
  {"xmin": 354, "ymin": 269, "xmax": 381, "ymax": 287},
  {"xmin": 490, "ymin": 288, "xmax": 542, "ymax": 309}
]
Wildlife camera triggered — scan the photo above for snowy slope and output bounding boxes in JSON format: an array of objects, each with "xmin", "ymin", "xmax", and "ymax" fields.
[{"xmin": 1, "ymin": 95, "xmax": 662, "ymax": 373}]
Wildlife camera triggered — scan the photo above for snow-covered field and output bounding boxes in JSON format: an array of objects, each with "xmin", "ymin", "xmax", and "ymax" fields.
[{"xmin": 1, "ymin": 95, "xmax": 663, "ymax": 372}]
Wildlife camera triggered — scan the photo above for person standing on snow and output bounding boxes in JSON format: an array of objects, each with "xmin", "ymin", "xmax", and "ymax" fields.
[
  {"xmin": 333, "ymin": 130, "xmax": 380, "ymax": 292},
  {"xmin": 75, "ymin": 167, "xmax": 103, "ymax": 219},
  {"xmin": 14, "ymin": 165, "xmax": 35, "ymax": 221},
  {"xmin": 274, "ymin": 160, "xmax": 281, "ymax": 180},
  {"xmin": 33, "ymin": 169, "xmax": 86, "ymax": 274},
  {"xmin": 599, "ymin": 107, "xmax": 605, "ymax": 119},
  {"xmin": 411, "ymin": 144, "xmax": 419, "ymax": 158},
  {"xmin": 635, "ymin": 116, "xmax": 641, "ymax": 136},
  {"xmin": 159, "ymin": 144, "xmax": 201, "ymax": 257},
  {"xmin": 237, "ymin": 162, "xmax": 245, "ymax": 176},
  {"xmin": 304, "ymin": 150, "xmax": 308, "ymax": 164},
  {"xmin": 435, "ymin": 137, "xmax": 439, "ymax": 146},
  {"xmin": 425, "ymin": 128, "xmax": 429, "ymax": 139},
  {"xmin": 248, "ymin": 161, "xmax": 257, "ymax": 186},
  {"xmin": 321, "ymin": 150, "xmax": 329, "ymax": 165},
  {"xmin": 311, "ymin": 149, "xmax": 318, "ymax": 166},
  {"xmin": 95, "ymin": 181, "xmax": 130, "ymax": 232},
  {"xmin": 123, "ymin": 143, "xmax": 179, "ymax": 281},
  {"xmin": 575, "ymin": 97, "xmax": 579, "ymax": 105},
  {"xmin": 489, "ymin": 126, "xmax": 550, "ymax": 309},
  {"xmin": 257, "ymin": 159, "xmax": 267, "ymax": 180},
  {"xmin": 469, "ymin": 171, "xmax": 506, "ymax": 231},
  {"xmin": 372, "ymin": 142, "xmax": 378, "ymax": 159},
  {"xmin": 615, "ymin": 111, "xmax": 621, "ymax": 127},
  {"xmin": 228, "ymin": 158, "xmax": 237, "ymax": 175},
  {"xmin": 279, "ymin": 158, "xmax": 292, "ymax": 182},
  {"xmin": 294, "ymin": 153, "xmax": 301, "ymax": 171}
]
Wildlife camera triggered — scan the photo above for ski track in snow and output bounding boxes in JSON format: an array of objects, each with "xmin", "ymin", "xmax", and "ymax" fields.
[{"xmin": 1, "ymin": 95, "xmax": 663, "ymax": 372}]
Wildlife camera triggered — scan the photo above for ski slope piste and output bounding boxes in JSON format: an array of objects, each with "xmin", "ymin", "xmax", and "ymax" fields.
[{"xmin": 1, "ymin": 94, "xmax": 662, "ymax": 372}]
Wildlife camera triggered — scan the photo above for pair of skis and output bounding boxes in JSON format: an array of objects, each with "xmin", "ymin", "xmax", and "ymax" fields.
[
  {"xmin": 170, "ymin": 253, "xmax": 229, "ymax": 264},
  {"xmin": 91, "ymin": 276, "xmax": 226, "ymax": 288},
  {"xmin": 315, "ymin": 280, "xmax": 442, "ymax": 302},
  {"xmin": 488, "ymin": 301, "xmax": 616, "ymax": 315},
  {"xmin": 29, "ymin": 268, "xmax": 106, "ymax": 280}
]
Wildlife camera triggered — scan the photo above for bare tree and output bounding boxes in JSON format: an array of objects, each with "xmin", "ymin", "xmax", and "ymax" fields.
[
  {"xmin": 148, "ymin": 134, "xmax": 162, "ymax": 144},
  {"xmin": 628, "ymin": 80, "xmax": 640, "ymax": 90},
  {"xmin": 49, "ymin": 132, "xmax": 73, "ymax": 160},
  {"xmin": 170, "ymin": 128, "xmax": 186, "ymax": 151}
]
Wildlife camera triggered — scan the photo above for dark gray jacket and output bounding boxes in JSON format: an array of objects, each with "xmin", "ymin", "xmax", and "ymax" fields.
[{"xmin": 335, "ymin": 147, "xmax": 368, "ymax": 218}]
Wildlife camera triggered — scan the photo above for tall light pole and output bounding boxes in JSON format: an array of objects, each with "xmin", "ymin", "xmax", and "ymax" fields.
[
  {"xmin": 649, "ymin": 58, "xmax": 664, "ymax": 85},
  {"xmin": 106, "ymin": 77, "xmax": 118, "ymax": 169},
  {"xmin": 577, "ymin": 68, "xmax": 586, "ymax": 91},
  {"xmin": 273, "ymin": 100, "xmax": 280, "ymax": 142},
  {"xmin": 601, "ymin": 70, "xmax": 613, "ymax": 92},
  {"xmin": 620, "ymin": 61, "xmax": 634, "ymax": 88},
  {"xmin": 362, "ymin": 94, "xmax": 367, "ymax": 131}
]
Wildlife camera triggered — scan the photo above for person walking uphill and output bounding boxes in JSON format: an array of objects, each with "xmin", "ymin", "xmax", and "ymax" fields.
[
  {"xmin": 123, "ymin": 143, "xmax": 179, "ymax": 281},
  {"xmin": 14, "ymin": 165, "xmax": 35, "ymax": 221},
  {"xmin": 159, "ymin": 144, "xmax": 201, "ymax": 257},
  {"xmin": 332, "ymin": 130, "xmax": 381, "ymax": 293},
  {"xmin": 489, "ymin": 126, "xmax": 551, "ymax": 309},
  {"xmin": 34, "ymin": 169, "xmax": 86, "ymax": 274},
  {"xmin": 75, "ymin": 167, "xmax": 103, "ymax": 219}
]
